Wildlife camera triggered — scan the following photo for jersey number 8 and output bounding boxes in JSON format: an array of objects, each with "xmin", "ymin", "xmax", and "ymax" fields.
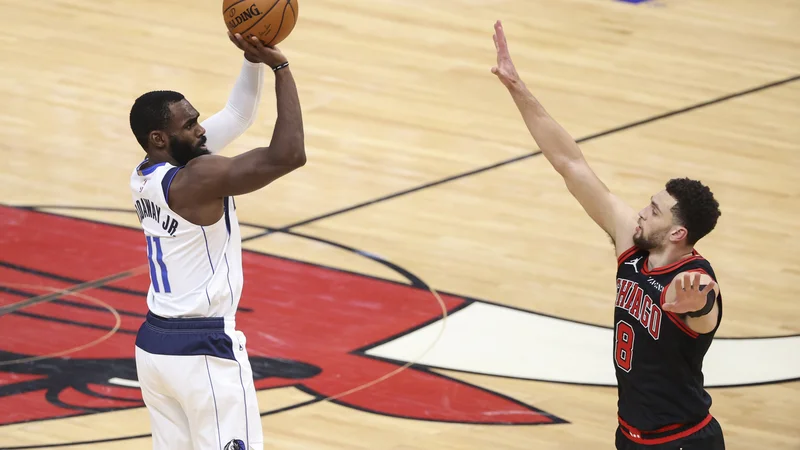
[{"xmin": 615, "ymin": 321, "xmax": 635, "ymax": 372}]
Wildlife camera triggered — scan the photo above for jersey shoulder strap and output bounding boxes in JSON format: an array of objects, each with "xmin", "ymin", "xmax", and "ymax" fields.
[{"xmin": 131, "ymin": 160, "xmax": 183, "ymax": 206}]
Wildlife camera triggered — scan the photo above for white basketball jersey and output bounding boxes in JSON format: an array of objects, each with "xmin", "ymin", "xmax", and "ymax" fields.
[{"xmin": 130, "ymin": 159, "xmax": 244, "ymax": 319}]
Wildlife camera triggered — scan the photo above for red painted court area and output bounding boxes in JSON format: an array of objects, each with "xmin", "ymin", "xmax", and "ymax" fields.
[{"xmin": 0, "ymin": 205, "xmax": 559, "ymax": 427}]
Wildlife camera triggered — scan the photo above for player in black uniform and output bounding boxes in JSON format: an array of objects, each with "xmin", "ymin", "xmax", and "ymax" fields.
[{"xmin": 490, "ymin": 21, "xmax": 725, "ymax": 449}]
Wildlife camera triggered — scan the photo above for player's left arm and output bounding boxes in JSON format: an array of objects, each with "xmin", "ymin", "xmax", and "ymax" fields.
[
  {"xmin": 201, "ymin": 35, "xmax": 267, "ymax": 154},
  {"xmin": 662, "ymin": 272, "xmax": 721, "ymax": 334}
]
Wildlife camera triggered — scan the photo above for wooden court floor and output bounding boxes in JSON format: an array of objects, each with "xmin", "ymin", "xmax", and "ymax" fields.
[{"xmin": 1, "ymin": 0, "xmax": 799, "ymax": 448}]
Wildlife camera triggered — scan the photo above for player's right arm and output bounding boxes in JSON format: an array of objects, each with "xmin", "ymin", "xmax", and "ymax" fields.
[
  {"xmin": 180, "ymin": 63, "xmax": 305, "ymax": 198},
  {"xmin": 169, "ymin": 37, "xmax": 304, "ymax": 211},
  {"xmin": 491, "ymin": 21, "xmax": 637, "ymax": 255}
]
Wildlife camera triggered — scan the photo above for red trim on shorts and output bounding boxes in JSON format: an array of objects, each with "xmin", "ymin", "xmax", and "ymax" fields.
[{"xmin": 619, "ymin": 414, "xmax": 713, "ymax": 445}]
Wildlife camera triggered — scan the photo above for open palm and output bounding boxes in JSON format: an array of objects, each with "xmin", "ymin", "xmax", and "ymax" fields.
[
  {"xmin": 663, "ymin": 273, "xmax": 718, "ymax": 314},
  {"xmin": 491, "ymin": 20, "xmax": 522, "ymax": 89}
]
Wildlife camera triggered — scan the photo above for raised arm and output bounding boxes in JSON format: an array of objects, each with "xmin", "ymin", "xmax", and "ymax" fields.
[
  {"xmin": 200, "ymin": 55, "xmax": 265, "ymax": 155},
  {"xmin": 491, "ymin": 21, "xmax": 637, "ymax": 256},
  {"xmin": 170, "ymin": 36, "xmax": 305, "ymax": 208}
]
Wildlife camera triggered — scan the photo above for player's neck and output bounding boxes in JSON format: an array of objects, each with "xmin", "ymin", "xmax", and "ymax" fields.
[
  {"xmin": 143, "ymin": 152, "xmax": 178, "ymax": 168},
  {"xmin": 646, "ymin": 246, "xmax": 694, "ymax": 270}
]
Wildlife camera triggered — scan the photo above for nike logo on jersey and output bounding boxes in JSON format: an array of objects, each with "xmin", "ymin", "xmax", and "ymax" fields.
[
  {"xmin": 134, "ymin": 198, "xmax": 179, "ymax": 236},
  {"xmin": 615, "ymin": 278, "xmax": 661, "ymax": 340},
  {"xmin": 624, "ymin": 257, "xmax": 643, "ymax": 273}
]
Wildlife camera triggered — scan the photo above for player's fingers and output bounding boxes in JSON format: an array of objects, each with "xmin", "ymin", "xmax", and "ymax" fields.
[
  {"xmin": 232, "ymin": 33, "xmax": 247, "ymax": 50},
  {"xmin": 494, "ymin": 21, "xmax": 507, "ymax": 50},
  {"xmin": 701, "ymin": 281, "xmax": 717, "ymax": 294},
  {"xmin": 235, "ymin": 34, "xmax": 258, "ymax": 53},
  {"xmin": 228, "ymin": 32, "xmax": 245, "ymax": 50}
]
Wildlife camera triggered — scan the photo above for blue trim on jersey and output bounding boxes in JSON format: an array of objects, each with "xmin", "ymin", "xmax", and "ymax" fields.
[
  {"xmin": 139, "ymin": 161, "xmax": 167, "ymax": 176},
  {"xmin": 201, "ymin": 227, "xmax": 214, "ymax": 305},
  {"xmin": 135, "ymin": 159, "xmax": 148, "ymax": 173},
  {"xmin": 136, "ymin": 312, "xmax": 235, "ymax": 360},
  {"xmin": 153, "ymin": 237, "xmax": 171, "ymax": 293},
  {"xmin": 223, "ymin": 197, "xmax": 231, "ymax": 235},
  {"xmin": 161, "ymin": 167, "xmax": 182, "ymax": 204},
  {"xmin": 145, "ymin": 236, "xmax": 160, "ymax": 292},
  {"xmin": 201, "ymin": 227, "xmax": 215, "ymax": 273}
]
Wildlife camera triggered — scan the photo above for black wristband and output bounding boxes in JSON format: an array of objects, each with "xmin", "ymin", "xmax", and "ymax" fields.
[
  {"xmin": 687, "ymin": 285, "xmax": 716, "ymax": 318},
  {"xmin": 272, "ymin": 62, "xmax": 289, "ymax": 72}
]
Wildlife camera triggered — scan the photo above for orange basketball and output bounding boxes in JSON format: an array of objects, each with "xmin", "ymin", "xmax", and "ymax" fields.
[{"xmin": 223, "ymin": 0, "xmax": 299, "ymax": 47}]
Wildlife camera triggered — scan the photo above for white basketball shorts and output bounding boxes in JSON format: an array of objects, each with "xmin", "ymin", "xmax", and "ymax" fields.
[{"xmin": 134, "ymin": 312, "xmax": 263, "ymax": 450}]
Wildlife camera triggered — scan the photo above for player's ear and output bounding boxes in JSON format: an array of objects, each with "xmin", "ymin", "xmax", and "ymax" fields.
[
  {"xmin": 669, "ymin": 226, "xmax": 688, "ymax": 243},
  {"xmin": 149, "ymin": 130, "xmax": 168, "ymax": 149}
]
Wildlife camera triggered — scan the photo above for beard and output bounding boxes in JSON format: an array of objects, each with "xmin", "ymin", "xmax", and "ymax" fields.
[
  {"xmin": 168, "ymin": 135, "xmax": 209, "ymax": 166},
  {"xmin": 632, "ymin": 227, "xmax": 668, "ymax": 251}
]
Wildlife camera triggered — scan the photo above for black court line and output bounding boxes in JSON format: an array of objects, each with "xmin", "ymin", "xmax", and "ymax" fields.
[
  {"xmin": 0, "ymin": 285, "xmax": 145, "ymax": 318},
  {"xmin": 11, "ymin": 310, "xmax": 137, "ymax": 335},
  {"xmin": 0, "ymin": 261, "xmax": 147, "ymax": 297},
  {"xmin": 0, "ymin": 268, "xmax": 146, "ymax": 317},
  {"xmin": 239, "ymin": 73, "xmax": 800, "ymax": 241}
]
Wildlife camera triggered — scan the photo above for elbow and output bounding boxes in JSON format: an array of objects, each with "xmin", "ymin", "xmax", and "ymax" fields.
[
  {"xmin": 552, "ymin": 161, "xmax": 572, "ymax": 178},
  {"xmin": 293, "ymin": 149, "xmax": 307, "ymax": 168},
  {"xmin": 554, "ymin": 157, "xmax": 585, "ymax": 178}
]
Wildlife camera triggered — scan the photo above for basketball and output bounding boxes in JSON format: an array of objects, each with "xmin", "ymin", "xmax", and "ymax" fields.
[{"xmin": 223, "ymin": 0, "xmax": 299, "ymax": 47}]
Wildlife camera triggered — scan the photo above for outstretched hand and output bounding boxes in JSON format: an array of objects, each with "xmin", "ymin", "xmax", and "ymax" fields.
[
  {"xmin": 228, "ymin": 32, "xmax": 288, "ymax": 69},
  {"xmin": 491, "ymin": 20, "xmax": 522, "ymax": 89},
  {"xmin": 662, "ymin": 273, "xmax": 717, "ymax": 315}
]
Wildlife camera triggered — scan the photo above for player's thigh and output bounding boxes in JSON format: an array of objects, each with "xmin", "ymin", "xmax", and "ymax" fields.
[
  {"xmin": 135, "ymin": 347, "xmax": 192, "ymax": 450},
  {"xmin": 233, "ymin": 331, "xmax": 263, "ymax": 449},
  {"xmin": 141, "ymin": 391, "xmax": 193, "ymax": 450},
  {"xmin": 179, "ymin": 353, "xmax": 262, "ymax": 450}
]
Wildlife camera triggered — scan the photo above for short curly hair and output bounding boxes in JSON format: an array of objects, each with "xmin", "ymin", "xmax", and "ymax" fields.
[
  {"xmin": 129, "ymin": 90, "xmax": 185, "ymax": 149},
  {"xmin": 665, "ymin": 178, "xmax": 721, "ymax": 245}
]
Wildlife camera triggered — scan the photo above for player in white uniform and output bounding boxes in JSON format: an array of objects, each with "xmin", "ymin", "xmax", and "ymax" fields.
[{"xmin": 128, "ymin": 34, "xmax": 305, "ymax": 450}]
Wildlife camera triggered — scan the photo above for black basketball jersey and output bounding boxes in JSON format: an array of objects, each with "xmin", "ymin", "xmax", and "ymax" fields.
[{"xmin": 613, "ymin": 246, "xmax": 722, "ymax": 444}]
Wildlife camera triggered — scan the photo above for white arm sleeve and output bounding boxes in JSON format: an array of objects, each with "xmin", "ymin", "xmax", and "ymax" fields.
[{"xmin": 201, "ymin": 58, "xmax": 265, "ymax": 154}]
